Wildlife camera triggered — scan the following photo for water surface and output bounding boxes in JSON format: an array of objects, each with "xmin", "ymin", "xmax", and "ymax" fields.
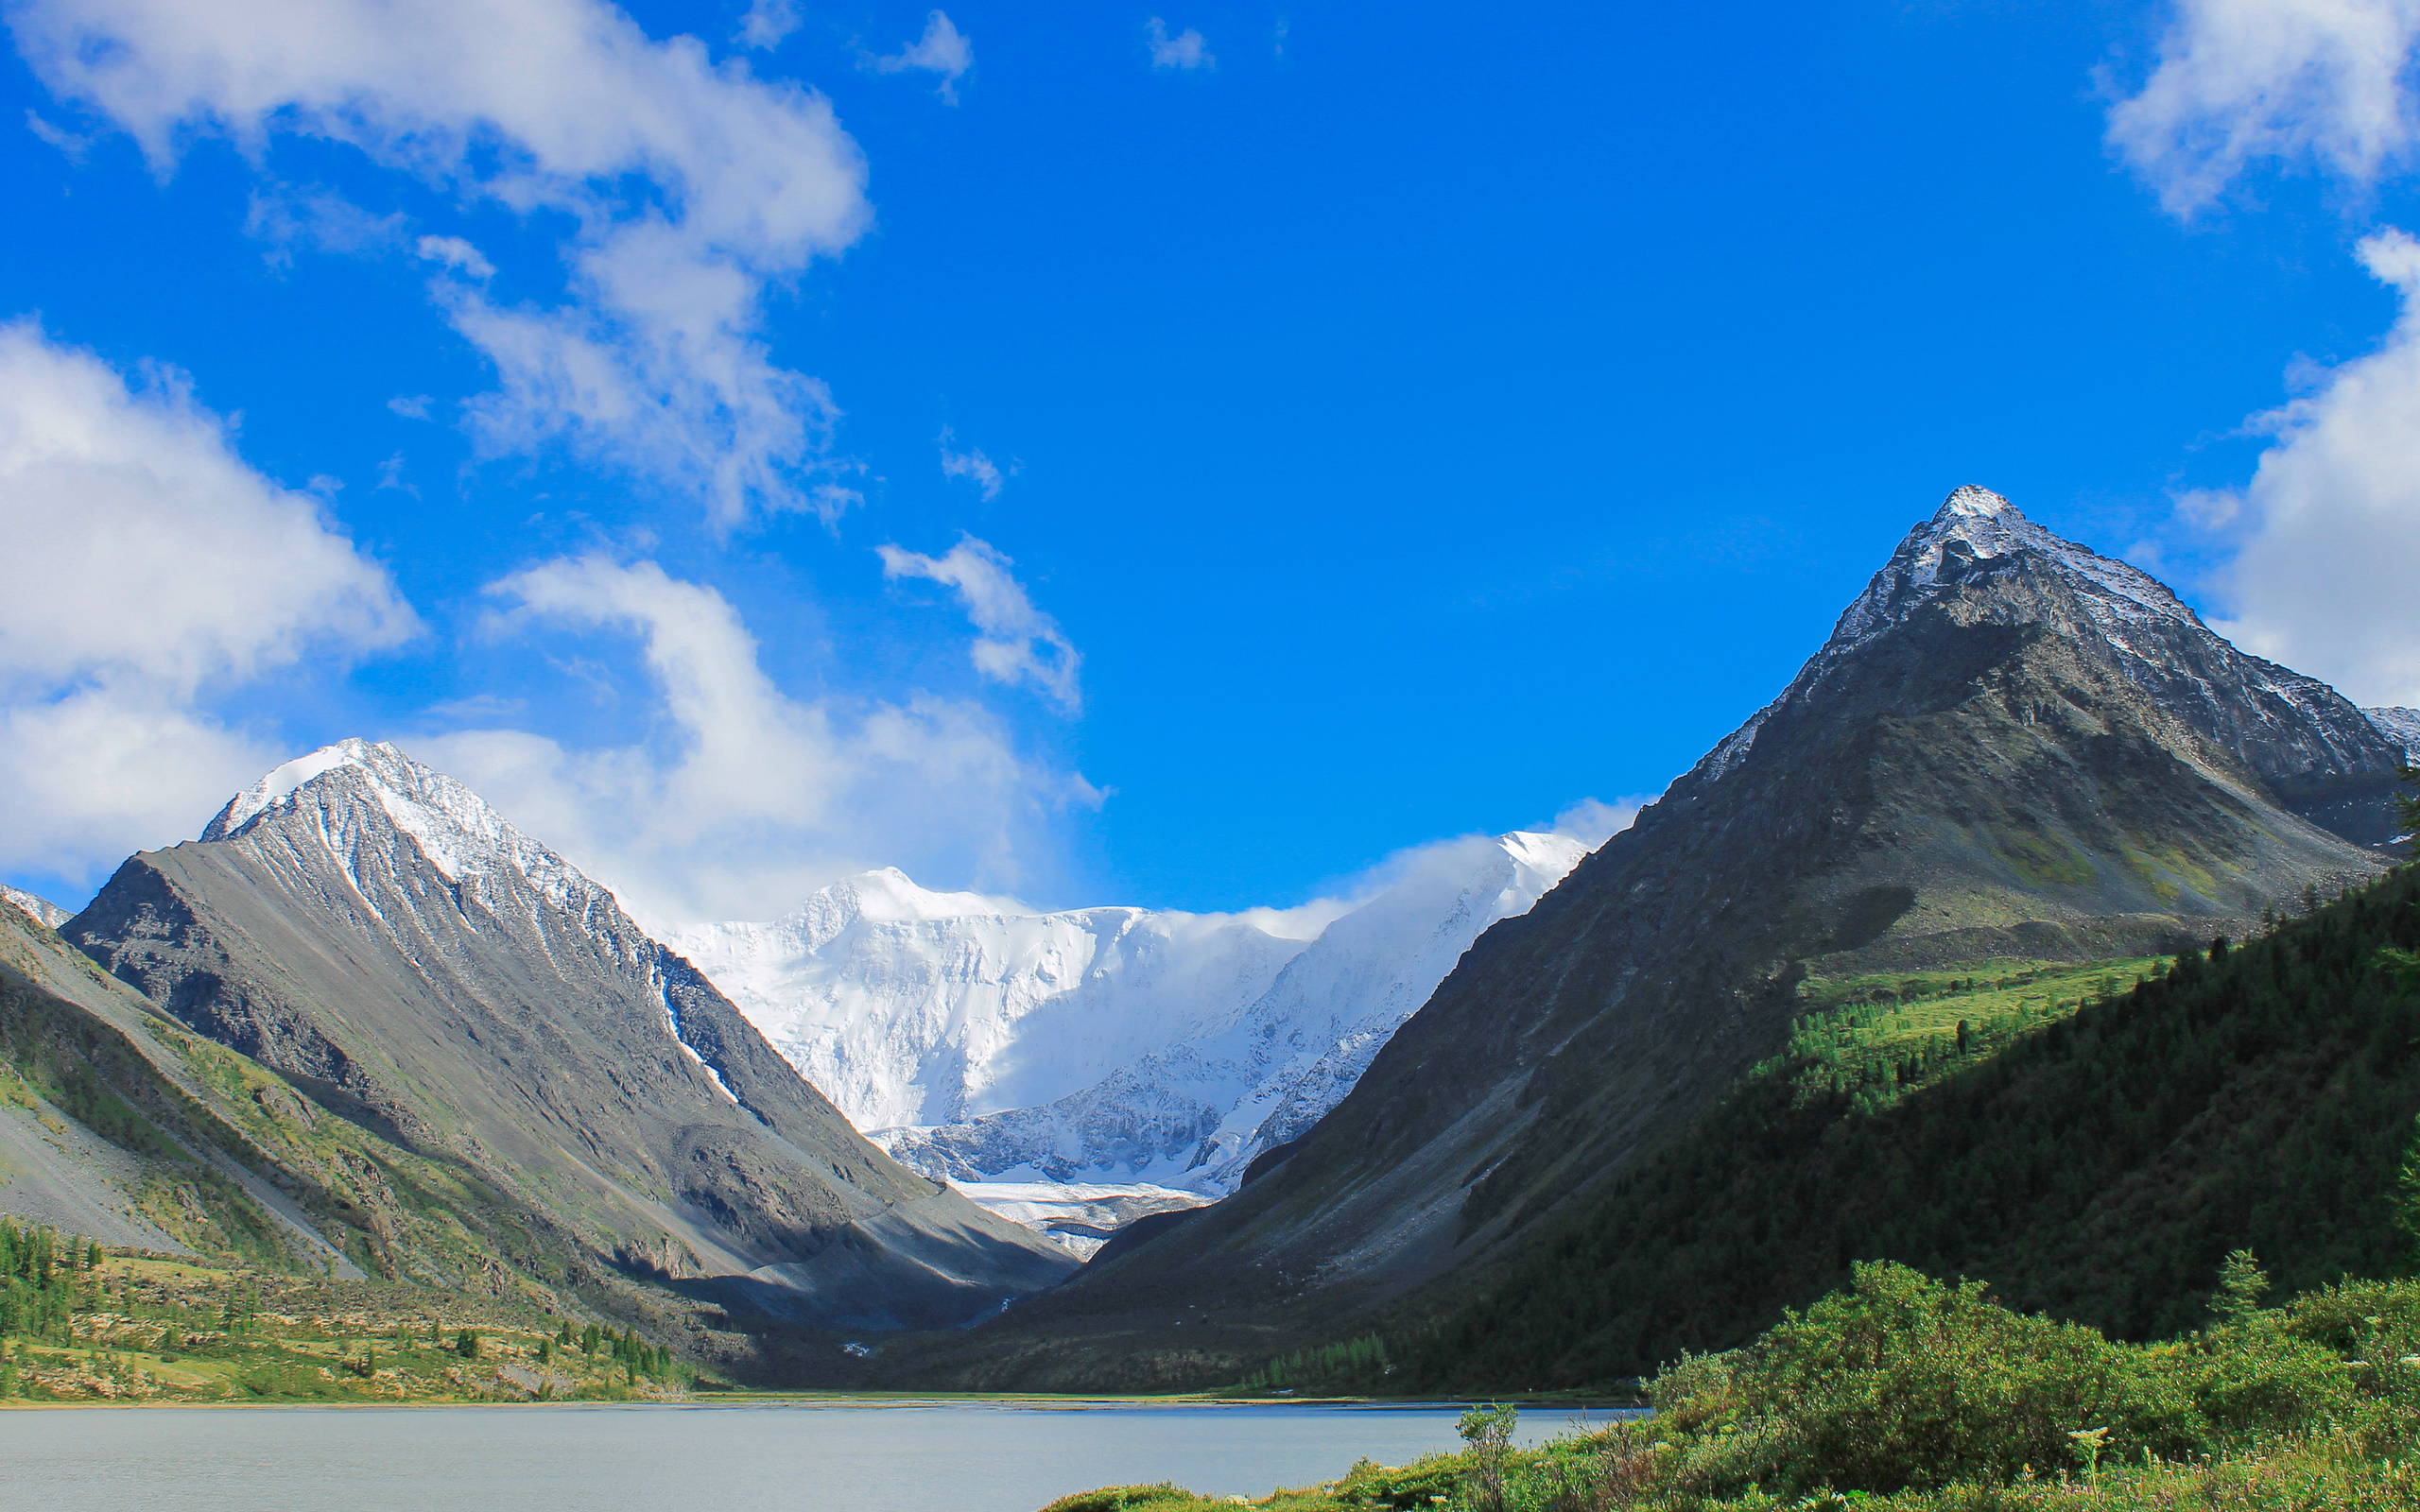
[{"xmin": 0, "ymin": 1400, "xmax": 1621, "ymax": 1512}]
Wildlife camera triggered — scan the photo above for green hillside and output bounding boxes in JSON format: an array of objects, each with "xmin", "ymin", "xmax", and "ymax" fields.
[{"xmin": 1392, "ymin": 862, "xmax": 2420, "ymax": 1392}]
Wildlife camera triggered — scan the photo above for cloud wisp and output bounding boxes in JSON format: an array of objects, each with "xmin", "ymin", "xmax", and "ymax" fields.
[
  {"xmin": 0, "ymin": 322, "xmax": 418, "ymax": 889},
  {"xmin": 2107, "ymin": 0, "xmax": 2420, "ymax": 214},
  {"xmin": 2187, "ymin": 229, "xmax": 2420, "ymax": 705},
  {"xmin": 866, "ymin": 11, "xmax": 973, "ymax": 103},
  {"xmin": 1145, "ymin": 18, "xmax": 1215, "ymax": 70},
  {"xmin": 10, "ymin": 0, "xmax": 873, "ymax": 530},
  {"xmin": 877, "ymin": 538, "xmax": 1083, "ymax": 714},
  {"xmin": 418, "ymin": 555, "xmax": 1095, "ymax": 924},
  {"xmin": 938, "ymin": 426, "xmax": 1005, "ymax": 500}
]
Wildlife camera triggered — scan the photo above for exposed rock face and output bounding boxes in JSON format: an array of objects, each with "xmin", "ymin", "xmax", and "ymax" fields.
[
  {"xmin": 65, "ymin": 741, "xmax": 1074, "ymax": 1329},
  {"xmin": 959, "ymin": 487, "xmax": 2397, "ymax": 1386},
  {"xmin": 2370, "ymin": 706, "xmax": 2420, "ymax": 761}
]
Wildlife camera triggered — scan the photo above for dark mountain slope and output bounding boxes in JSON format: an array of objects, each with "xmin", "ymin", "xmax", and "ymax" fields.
[
  {"xmin": 1412, "ymin": 861, "xmax": 2420, "ymax": 1390},
  {"xmin": 929, "ymin": 487, "xmax": 2399, "ymax": 1389},
  {"xmin": 65, "ymin": 741, "xmax": 1074, "ymax": 1332}
]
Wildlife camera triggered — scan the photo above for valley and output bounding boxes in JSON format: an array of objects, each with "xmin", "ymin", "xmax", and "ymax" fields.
[{"xmin": 0, "ymin": 485, "xmax": 2415, "ymax": 1512}]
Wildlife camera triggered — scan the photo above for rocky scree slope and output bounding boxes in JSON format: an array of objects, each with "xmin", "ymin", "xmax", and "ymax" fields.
[
  {"xmin": 64, "ymin": 741, "xmax": 1074, "ymax": 1332},
  {"xmin": 928, "ymin": 486, "xmax": 2401, "ymax": 1391}
]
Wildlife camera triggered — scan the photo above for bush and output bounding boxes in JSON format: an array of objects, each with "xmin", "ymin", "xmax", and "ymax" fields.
[{"xmin": 1655, "ymin": 1261, "xmax": 2209, "ymax": 1496}]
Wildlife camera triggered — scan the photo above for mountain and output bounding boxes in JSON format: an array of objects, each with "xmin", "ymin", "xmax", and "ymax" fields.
[
  {"xmin": 664, "ymin": 832, "xmax": 1590, "ymax": 1211},
  {"xmin": 1410, "ymin": 862, "xmax": 2420, "ymax": 1391},
  {"xmin": 863, "ymin": 833, "xmax": 1591, "ymax": 1197},
  {"xmin": 62, "ymin": 740, "xmax": 1075, "ymax": 1333},
  {"xmin": 664, "ymin": 869, "xmax": 1308, "ymax": 1136},
  {"xmin": 926, "ymin": 486, "xmax": 2402, "ymax": 1390}
]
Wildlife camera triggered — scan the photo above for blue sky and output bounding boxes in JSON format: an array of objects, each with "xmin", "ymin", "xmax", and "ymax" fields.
[{"xmin": 3, "ymin": 0, "xmax": 2418, "ymax": 923}]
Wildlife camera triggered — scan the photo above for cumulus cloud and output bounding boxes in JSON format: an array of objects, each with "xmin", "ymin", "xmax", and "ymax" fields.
[
  {"xmin": 876, "ymin": 537, "xmax": 1082, "ymax": 713},
  {"xmin": 0, "ymin": 322, "xmax": 418, "ymax": 888},
  {"xmin": 1146, "ymin": 18, "xmax": 1215, "ymax": 69},
  {"xmin": 938, "ymin": 426, "xmax": 1004, "ymax": 500},
  {"xmin": 2197, "ymin": 228, "xmax": 2420, "ymax": 704},
  {"xmin": 10, "ymin": 0, "xmax": 872, "ymax": 529},
  {"xmin": 2107, "ymin": 0, "xmax": 2420, "ymax": 214},
  {"xmin": 866, "ymin": 11, "xmax": 973, "ymax": 103},
  {"xmin": 414, "ymin": 556, "xmax": 1096, "ymax": 924}
]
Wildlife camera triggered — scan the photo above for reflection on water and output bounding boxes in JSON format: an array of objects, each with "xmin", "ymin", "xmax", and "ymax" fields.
[{"xmin": 0, "ymin": 1401, "xmax": 1634, "ymax": 1512}]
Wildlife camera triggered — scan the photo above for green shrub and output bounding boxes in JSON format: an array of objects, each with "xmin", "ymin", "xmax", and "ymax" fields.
[{"xmin": 1660, "ymin": 1261, "xmax": 2208, "ymax": 1495}]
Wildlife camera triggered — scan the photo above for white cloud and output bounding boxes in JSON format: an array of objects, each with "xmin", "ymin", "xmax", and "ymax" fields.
[
  {"xmin": 11, "ymin": 0, "xmax": 873, "ymax": 529},
  {"xmin": 938, "ymin": 426, "xmax": 1004, "ymax": 500},
  {"xmin": 2199, "ymin": 228, "xmax": 2420, "ymax": 704},
  {"xmin": 388, "ymin": 394, "xmax": 433, "ymax": 420},
  {"xmin": 1146, "ymin": 18, "xmax": 1215, "ymax": 70},
  {"xmin": 2107, "ymin": 0, "xmax": 2420, "ymax": 214},
  {"xmin": 415, "ymin": 556, "xmax": 1096, "ymax": 924},
  {"xmin": 876, "ymin": 537, "xmax": 1082, "ymax": 713},
  {"xmin": 1548, "ymin": 796, "xmax": 1646, "ymax": 848},
  {"xmin": 0, "ymin": 321, "xmax": 418, "ymax": 888},
  {"xmin": 244, "ymin": 186, "xmax": 406, "ymax": 267},
  {"xmin": 867, "ymin": 11, "xmax": 973, "ymax": 103},
  {"xmin": 414, "ymin": 234, "xmax": 496, "ymax": 282},
  {"xmin": 735, "ymin": 0, "xmax": 802, "ymax": 50}
]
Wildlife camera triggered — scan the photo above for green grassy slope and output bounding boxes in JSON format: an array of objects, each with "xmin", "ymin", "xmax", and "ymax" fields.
[{"xmin": 1390, "ymin": 865, "xmax": 2420, "ymax": 1392}]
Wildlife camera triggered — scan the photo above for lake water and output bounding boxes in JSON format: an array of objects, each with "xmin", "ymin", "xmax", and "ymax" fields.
[{"xmin": 0, "ymin": 1400, "xmax": 1629, "ymax": 1511}]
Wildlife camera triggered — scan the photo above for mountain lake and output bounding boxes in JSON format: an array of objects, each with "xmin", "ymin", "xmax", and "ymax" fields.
[{"xmin": 0, "ymin": 1400, "xmax": 1630, "ymax": 1510}]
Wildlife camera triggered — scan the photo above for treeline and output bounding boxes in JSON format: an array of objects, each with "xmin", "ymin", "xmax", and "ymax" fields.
[
  {"xmin": 1393, "ymin": 861, "xmax": 2420, "ymax": 1392},
  {"xmin": 1237, "ymin": 1333, "xmax": 1388, "ymax": 1393},
  {"xmin": 548, "ymin": 1319, "xmax": 679, "ymax": 1384},
  {"xmin": 0, "ymin": 1222, "xmax": 99, "ymax": 1342}
]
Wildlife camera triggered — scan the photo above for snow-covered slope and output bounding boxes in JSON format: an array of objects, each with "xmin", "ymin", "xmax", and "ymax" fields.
[
  {"xmin": 666, "ymin": 874, "xmax": 1312, "ymax": 1132},
  {"xmin": 2370, "ymin": 707, "xmax": 2420, "ymax": 761},
  {"xmin": 672, "ymin": 831, "xmax": 1592, "ymax": 1198}
]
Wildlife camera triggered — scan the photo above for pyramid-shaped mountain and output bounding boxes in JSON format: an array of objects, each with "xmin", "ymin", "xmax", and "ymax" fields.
[
  {"xmin": 944, "ymin": 486, "xmax": 2404, "ymax": 1388},
  {"xmin": 65, "ymin": 740, "xmax": 1075, "ymax": 1331}
]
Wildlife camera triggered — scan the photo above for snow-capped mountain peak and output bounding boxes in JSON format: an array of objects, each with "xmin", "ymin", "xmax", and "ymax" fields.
[
  {"xmin": 1832, "ymin": 485, "xmax": 2191, "ymax": 651},
  {"xmin": 674, "ymin": 828, "xmax": 1595, "ymax": 1198},
  {"xmin": 1690, "ymin": 487, "xmax": 2397, "ymax": 800},
  {"xmin": 202, "ymin": 738, "xmax": 606, "ymax": 915}
]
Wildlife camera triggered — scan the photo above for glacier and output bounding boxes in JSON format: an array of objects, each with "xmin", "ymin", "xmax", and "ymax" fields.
[{"xmin": 666, "ymin": 830, "xmax": 1592, "ymax": 1217}]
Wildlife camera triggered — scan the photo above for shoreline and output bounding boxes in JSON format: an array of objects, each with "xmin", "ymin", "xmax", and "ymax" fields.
[{"xmin": 0, "ymin": 1391, "xmax": 1649, "ymax": 1413}]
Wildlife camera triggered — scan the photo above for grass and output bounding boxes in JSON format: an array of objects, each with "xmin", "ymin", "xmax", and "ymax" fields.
[
  {"xmin": 1767, "ymin": 956, "xmax": 2171, "ymax": 1114},
  {"xmin": 0, "ymin": 1250, "xmax": 697, "ymax": 1404}
]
